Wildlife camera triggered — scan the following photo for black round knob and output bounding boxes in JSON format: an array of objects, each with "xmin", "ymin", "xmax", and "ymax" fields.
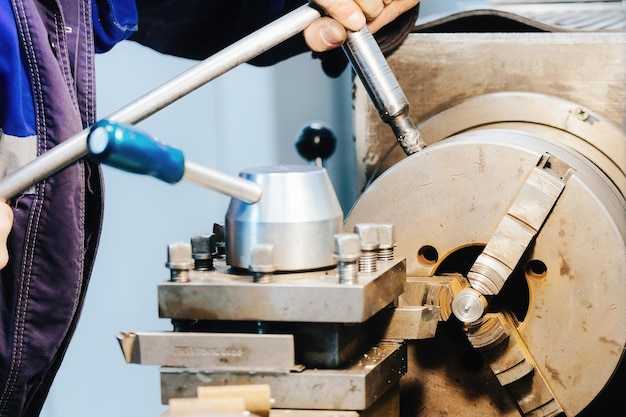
[{"xmin": 295, "ymin": 122, "xmax": 337, "ymax": 164}]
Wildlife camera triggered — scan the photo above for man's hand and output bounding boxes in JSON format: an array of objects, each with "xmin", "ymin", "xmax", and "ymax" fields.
[
  {"xmin": 304, "ymin": 0, "xmax": 420, "ymax": 52},
  {"xmin": 0, "ymin": 202, "xmax": 12, "ymax": 269}
]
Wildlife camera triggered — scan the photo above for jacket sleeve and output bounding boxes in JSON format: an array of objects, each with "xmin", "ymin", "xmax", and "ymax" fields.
[
  {"xmin": 129, "ymin": 0, "xmax": 310, "ymax": 66},
  {"xmin": 129, "ymin": 1, "xmax": 419, "ymax": 72}
]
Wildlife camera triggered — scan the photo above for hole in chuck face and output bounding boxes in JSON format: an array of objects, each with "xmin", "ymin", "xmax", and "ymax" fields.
[
  {"xmin": 417, "ymin": 245, "xmax": 439, "ymax": 266},
  {"xmin": 526, "ymin": 259, "xmax": 547, "ymax": 279}
]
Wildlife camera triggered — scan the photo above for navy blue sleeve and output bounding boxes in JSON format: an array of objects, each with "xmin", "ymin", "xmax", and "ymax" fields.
[
  {"xmin": 129, "ymin": 0, "xmax": 309, "ymax": 66},
  {"xmin": 93, "ymin": 0, "xmax": 139, "ymax": 53}
]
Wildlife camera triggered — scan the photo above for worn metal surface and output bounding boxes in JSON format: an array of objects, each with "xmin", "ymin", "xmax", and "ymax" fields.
[
  {"xmin": 158, "ymin": 258, "xmax": 405, "ymax": 323},
  {"xmin": 370, "ymin": 305, "xmax": 440, "ymax": 341},
  {"xmin": 419, "ymin": 3, "xmax": 626, "ymax": 33},
  {"xmin": 475, "ymin": 312, "xmax": 561, "ymax": 416},
  {"xmin": 399, "ymin": 274, "xmax": 467, "ymax": 321},
  {"xmin": 117, "ymin": 331, "xmax": 297, "ymax": 370},
  {"xmin": 160, "ymin": 343, "xmax": 407, "ymax": 410},
  {"xmin": 354, "ymin": 32, "xmax": 626, "ymax": 190},
  {"xmin": 345, "ymin": 129, "xmax": 626, "ymax": 416},
  {"xmin": 416, "ymin": 92, "xmax": 626, "ymax": 197},
  {"xmin": 188, "ymin": 383, "xmax": 398, "ymax": 417},
  {"xmin": 492, "ymin": 1, "xmax": 626, "ymax": 32}
]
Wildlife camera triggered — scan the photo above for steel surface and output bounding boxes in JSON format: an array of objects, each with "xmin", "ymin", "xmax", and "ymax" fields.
[
  {"xmin": 226, "ymin": 166, "xmax": 342, "ymax": 271},
  {"xmin": 345, "ymin": 130, "xmax": 626, "ymax": 416},
  {"xmin": 158, "ymin": 259, "xmax": 405, "ymax": 323},
  {"xmin": 117, "ymin": 331, "xmax": 297, "ymax": 370},
  {"xmin": 160, "ymin": 342, "xmax": 406, "ymax": 410},
  {"xmin": 354, "ymin": 32, "xmax": 626, "ymax": 190}
]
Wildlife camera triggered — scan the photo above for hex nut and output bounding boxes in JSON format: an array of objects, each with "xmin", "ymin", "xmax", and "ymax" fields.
[
  {"xmin": 354, "ymin": 223, "xmax": 380, "ymax": 251},
  {"xmin": 191, "ymin": 233, "xmax": 213, "ymax": 260},
  {"xmin": 334, "ymin": 233, "xmax": 361, "ymax": 263},
  {"xmin": 249, "ymin": 243, "xmax": 276, "ymax": 273},
  {"xmin": 377, "ymin": 223, "xmax": 396, "ymax": 250},
  {"xmin": 166, "ymin": 242, "xmax": 194, "ymax": 270}
]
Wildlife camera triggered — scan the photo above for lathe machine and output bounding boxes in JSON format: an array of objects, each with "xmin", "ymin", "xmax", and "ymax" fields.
[{"xmin": 114, "ymin": 3, "xmax": 625, "ymax": 417}]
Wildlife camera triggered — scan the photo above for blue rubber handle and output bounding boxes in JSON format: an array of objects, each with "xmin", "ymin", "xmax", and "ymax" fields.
[{"xmin": 87, "ymin": 120, "xmax": 185, "ymax": 184}]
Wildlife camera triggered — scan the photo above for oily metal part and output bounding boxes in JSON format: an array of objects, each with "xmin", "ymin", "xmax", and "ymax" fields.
[
  {"xmin": 158, "ymin": 258, "xmax": 405, "ymax": 323},
  {"xmin": 353, "ymin": 33, "xmax": 626, "ymax": 189},
  {"xmin": 344, "ymin": 129, "xmax": 626, "ymax": 416},
  {"xmin": 417, "ymin": 92, "xmax": 626, "ymax": 198},
  {"xmin": 160, "ymin": 342, "xmax": 407, "ymax": 410}
]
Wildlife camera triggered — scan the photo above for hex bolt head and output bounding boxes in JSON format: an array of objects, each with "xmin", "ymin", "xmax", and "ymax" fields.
[
  {"xmin": 249, "ymin": 243, "xmax": 276, "ymax": 283},
  {"xmin": 166, "ymin": 242, "xmax": 194, "ymax": 282},
  {"xmin": 334, "ymin": 233, "xmax": 360, "ymax": 284},
  {"xmin": 377, "ymin": 223, "xmax": 396, "ymax": 250},
  {"xmin": 249, "ymin": 243, "xmax": 276, "ymax": 273},
  {"xmin": 191, "ymin": 233, "xmax": 212, "ymax": 258},
  {"xmin": 191, "ymin": 233, "xmax": 214, "ymax": 270},
  {"xmin": 166, "ymin": 242, "xmax": 193, "ymax": 268},
  {"xmin": 354, "ymin": 223, "xmax": 380, "ymax": 251},
  {"xmin": 377, "ymin": 223, "xmax": 396, "ymax": 261},
  {"xmin": 334, "ymin": 233, "xmax": 361, "ymax": 263}
]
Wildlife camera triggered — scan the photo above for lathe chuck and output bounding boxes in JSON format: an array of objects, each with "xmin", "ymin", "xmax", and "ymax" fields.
[{"xmin": 345, "ymin": 128, "xmax": 626, "ymax": 416}]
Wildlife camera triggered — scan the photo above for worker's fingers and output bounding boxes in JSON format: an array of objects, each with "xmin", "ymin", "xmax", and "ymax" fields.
[
  {"xmin": 353, "ymin": 0, "xmax": 385, "ymax": 20},
  {"xmin": 306, "ymin": 0, "xmax": 420, "ymax": 52},
  {"xmin": 0, "ymin": 202, "xmax": 13, "ymax": 269},
  {"xmin": 366, "ymin": 0, "xmax": 420, "ymax": 33},
  {"xmin": 304, "ymin": 17, "xmax": 347, "ymax": 52},
  {"xmin": 312, "ymin": 0, "xmax": 366, "ymax": 32}
]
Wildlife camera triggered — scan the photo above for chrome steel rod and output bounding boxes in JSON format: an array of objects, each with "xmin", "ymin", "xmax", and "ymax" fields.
[
  {"xmin": 0, "ymin": 4, "xmax": 322, "ymax": 201},
  {"xmin": 183, "ymin": 161, "xmax": 262, "ymax": 204},
  {"xmin": 342, "ymin": 27, "xmax": 425, "ymax": 155}
]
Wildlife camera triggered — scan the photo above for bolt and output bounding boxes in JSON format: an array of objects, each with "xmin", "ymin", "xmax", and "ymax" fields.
[
  {"xmin": 574, "ymin": 107, "xmax": 589, "ymax": 121},
  {"xmin": 334, "ymin": 233, "xmax": 361, "ymax": 284},
  {"xmin": 191, "ymin": 233, "xmax": 214, "ymax": 271},
  {"xmin": 354, "ymin": 223, "xmax": 380, "ymax": 273},
  {"xmin": 377, "ymin": 223, "xmax": 396, "ymax": 261},
  {"xmin": 166, "ymin": 242, "xmax": 194, "ymax": 283},
  {"xmin": 249, "ymin": 243, "xmax": 276, "ymax": 283}
]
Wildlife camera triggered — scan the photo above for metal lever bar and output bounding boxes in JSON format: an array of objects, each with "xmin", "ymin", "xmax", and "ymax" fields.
[
  {"xmin": 0, "ymin": 3, "xmax": 423, "ymax": 201},
  {"xmin": 342, "ymin": 27, "xmax": 425, "ymax": 155},
  {"xmin": 88, "ymin": 121, "xmax": 263, "ymax": 203},
  {"xmin": 0, "ymin": 5, "xmax": 320, "ymax": 201}
]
